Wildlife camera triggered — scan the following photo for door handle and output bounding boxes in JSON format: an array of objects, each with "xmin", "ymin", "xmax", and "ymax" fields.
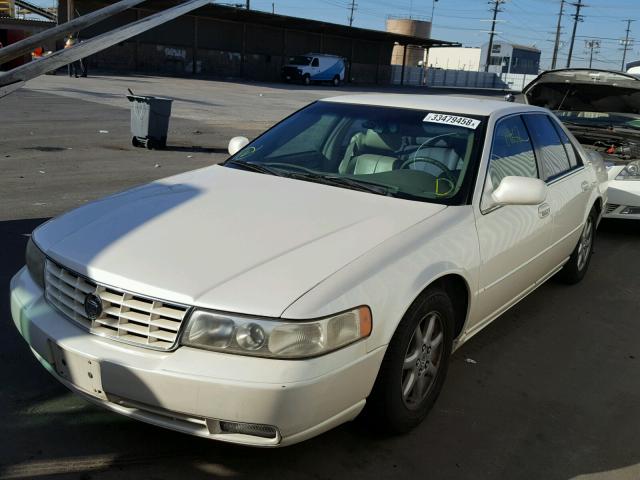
[
  {"xmin": 538, "ymin": 203, "xmax": 551, "ymax": 218},
  {"xmin": 581, "ymin": 181, "xmax": 590, "ymax": 192}
]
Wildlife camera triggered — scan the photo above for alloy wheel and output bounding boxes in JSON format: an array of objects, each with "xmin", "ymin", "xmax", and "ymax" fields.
[
  {"xmin": 576, "ymin": 216, "xmax": 593, "ymax": 271},
  {"xmin": 401, "ymin": 311, "xmax": 444, "ymax": 409}
]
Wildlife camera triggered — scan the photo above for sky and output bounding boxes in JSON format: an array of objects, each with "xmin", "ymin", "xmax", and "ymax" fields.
[{"xmin": 30, "ymin": 0, "xmax": 639, "ymax": 70}]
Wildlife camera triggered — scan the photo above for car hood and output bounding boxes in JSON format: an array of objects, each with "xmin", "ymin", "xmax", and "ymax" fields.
[
  {"xmin": 34, "ymin": 165, "xmax": 445, "ymax": 317},
  {"xmin": 522, "ymin": 69, "xmax": 640, "ymax": 114}
]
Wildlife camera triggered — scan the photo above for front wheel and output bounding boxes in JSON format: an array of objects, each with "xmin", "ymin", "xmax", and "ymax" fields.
[
  {"xmin": 557, "ymin": 207, "xmax": 597, "ymax": 284},
  {"xmin": 366, "ymin": 287, "xmax": 454, "ymax": 433},
  {"xmin": 303, "ymin": 74, "xmax": 311, "ymax": 86}
]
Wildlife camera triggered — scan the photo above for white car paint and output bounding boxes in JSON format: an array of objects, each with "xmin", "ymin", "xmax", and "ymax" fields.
[
  {"xmin": 10, "ymin": 94, "xmax": 607, "ymax": 446},
  {"xmin": 604, "ymin": 165, "xmax": 640, "ymax": 219}
]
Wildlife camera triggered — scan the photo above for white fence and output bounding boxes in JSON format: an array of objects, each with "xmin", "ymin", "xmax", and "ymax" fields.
[{"xmin": 390, "ymin": 65, "xmax": 537, "ymax": 91}]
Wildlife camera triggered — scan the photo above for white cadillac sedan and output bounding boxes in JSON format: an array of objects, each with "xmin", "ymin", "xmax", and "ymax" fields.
[{"xmin": 11, "ymin": 95, "xmax": 607, "ymax": 447}]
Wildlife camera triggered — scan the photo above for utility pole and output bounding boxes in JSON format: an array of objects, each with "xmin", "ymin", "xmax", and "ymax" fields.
[
  {"xmin": 621, "ymin": 19, "xmax": 635, "ymax": 71},
  {"xmin": 245, "ymin": 0, "xmax": 250, "ymax": 9},
  {"xmin": 566, "ymin": 0, "xmax": 585, "ymax": 68},
  {"xmin": 584, "ymin": 39, "xmax": 600, "ymax": 68},
  {"xmin": 551, "ymin": 0, "xmax": 564, "ymax": 69},
  {"xmin": 348, "ymin": 0, "xmax": 356, "ymax": 27},
  {"xmin": 484, "ymin": 0, "xmax": 505, "ymax": 73}
]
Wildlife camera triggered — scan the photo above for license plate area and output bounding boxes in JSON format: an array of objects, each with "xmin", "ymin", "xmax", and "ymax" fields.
[{"xmin": 49, "ymin": 341, "xmax": 107, "ymax": 400}]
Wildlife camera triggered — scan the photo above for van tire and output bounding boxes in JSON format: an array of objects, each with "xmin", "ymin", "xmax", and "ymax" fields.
[
  {"xmin": 332, "ymin": 75, "xmax": 340, "ymax": 87},
  {"xmin": 303, "ymin": 74, "xmax": 311, "ymax": 86}
]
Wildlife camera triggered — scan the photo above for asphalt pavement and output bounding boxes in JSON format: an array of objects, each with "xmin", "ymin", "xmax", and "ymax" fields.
[{"xmin": 1, "ymin": 79, "xmax": 639, "ymax": 480}]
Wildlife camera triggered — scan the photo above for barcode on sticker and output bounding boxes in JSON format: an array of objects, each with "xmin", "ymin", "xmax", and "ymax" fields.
[{"xmin": 424, "ymin": 113, "xmax": 481, "ymax": 130}]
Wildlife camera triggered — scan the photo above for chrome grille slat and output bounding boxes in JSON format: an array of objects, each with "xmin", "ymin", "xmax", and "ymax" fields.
[{"xmin": 44, "ymin": 259, "xmax": 189, "ymax": 351}]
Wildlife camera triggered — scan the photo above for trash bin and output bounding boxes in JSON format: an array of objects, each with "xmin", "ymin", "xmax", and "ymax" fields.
[{"xmin": 127, "ymin": 95, "xmax": 173, "ymax": 149}]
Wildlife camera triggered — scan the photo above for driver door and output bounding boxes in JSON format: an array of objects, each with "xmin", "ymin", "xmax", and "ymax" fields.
[{"xmin": 472, "ymin": 114, "xmax": 554, "ymax": 328}]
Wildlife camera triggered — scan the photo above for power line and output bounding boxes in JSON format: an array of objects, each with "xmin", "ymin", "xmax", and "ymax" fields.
[
  {"xmin": 484, "ymin": 0, "xmax": 507, "ymax": 73},
  {"xmin": 551, "ymin": 0, "xmax": 565, "ymax": 69},
  {"xmin": 620, "ymin": 19, "xmax": 635, "ymax": 71},
  {"xmin": 566, "ymin": 0, "xmax": 585, "ymax": 68}
]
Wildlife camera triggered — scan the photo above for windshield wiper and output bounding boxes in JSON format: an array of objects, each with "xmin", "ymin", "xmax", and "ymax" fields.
[
  {"xmin": 288, "ymin": 172, "xmax": 392, "ymax": 196},
  {"xmin": 225, "ymin": 159, "xmax": 285, "ymax": 177}
]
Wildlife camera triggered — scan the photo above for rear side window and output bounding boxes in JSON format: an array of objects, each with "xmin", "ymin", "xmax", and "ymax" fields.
[
  {"xmin": 482, "ymin": 115, "xmax": 538, "ymax": 210},
  {"xmin": 523, "ymin": 114, "xmax": 572, "ymax": 180},
  {"xmin": 552, "ymin": 121, "xmax": 580, "ymax": 168}
]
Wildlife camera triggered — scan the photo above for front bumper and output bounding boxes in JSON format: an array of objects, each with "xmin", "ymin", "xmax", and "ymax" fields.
[
  {"xmin": 10, "ymin": 267, "xmax": 384, "ymax": 447},
  {"xmin": 281, "ymin": 67, "xmax": 303, "ymax": 82},
  {"xmin": 604, "ymin": 180, "xmax": 640, "ymax": 219}
]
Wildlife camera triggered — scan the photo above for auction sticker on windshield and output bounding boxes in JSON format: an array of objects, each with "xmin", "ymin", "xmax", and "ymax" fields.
[{"xmin": 424, "ymin": 113, "xmax": 481, "ymax": 130}]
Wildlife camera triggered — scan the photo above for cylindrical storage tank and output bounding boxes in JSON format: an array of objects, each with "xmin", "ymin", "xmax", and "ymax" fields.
[{"xmin": 386, "ymin": 17, "xmax": 431, "ymax": 66}]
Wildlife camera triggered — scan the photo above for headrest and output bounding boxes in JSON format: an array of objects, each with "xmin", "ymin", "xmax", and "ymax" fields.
[{"xmin": 362, "ymin": 129, "xmax": 402, "ymax": 153}]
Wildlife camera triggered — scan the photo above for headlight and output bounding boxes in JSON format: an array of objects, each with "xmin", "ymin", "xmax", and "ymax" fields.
[
  {"xmin": 25, "ymin": 237, "xmax": 45, "ymax": 289},
  {"xmin": 182, "ymin": 306, "xmax": 372, "ymax": 359},
  {"xmin": 616, "ymin": 160, "xmax": 640, "ymax": 180}
]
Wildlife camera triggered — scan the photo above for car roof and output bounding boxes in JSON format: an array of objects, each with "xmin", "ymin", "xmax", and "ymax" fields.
[{"xmin": 321, "ymin": 94, "xmax": 547, "ymax": 117}]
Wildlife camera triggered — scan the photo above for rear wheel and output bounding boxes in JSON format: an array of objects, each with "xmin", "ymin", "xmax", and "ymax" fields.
[
  {"xmin": 332, "ymin": 75, "xmax": 340, "ymax": 87},
  {"xmin": 366, "ymin": 287, "xmax": 454, "ymax": 433},
  {"xmin": 557, "ymin": 207, "xmax": 596, "ymax": 284}
]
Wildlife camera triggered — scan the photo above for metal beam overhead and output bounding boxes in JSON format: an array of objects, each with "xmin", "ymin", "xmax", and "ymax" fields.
[
  {"xmin": 0, "ymin": 0, "xmax": 146, "ymax": 66},
  {"xmin": 0, "ymin": 0, "xmax": 213, "ymax": 97}
]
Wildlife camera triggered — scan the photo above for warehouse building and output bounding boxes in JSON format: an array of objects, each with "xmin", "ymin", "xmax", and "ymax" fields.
[
  {"xmin": 55, "ymin": 0, "xmax": 458, "ymax": 84},
  {"xmin": 427, "ymin": 46, "xmax": 482, "ymax": 71},
  {"xmin": 480, "ymin": 41, "xmax": 540, "ymax": 75}
]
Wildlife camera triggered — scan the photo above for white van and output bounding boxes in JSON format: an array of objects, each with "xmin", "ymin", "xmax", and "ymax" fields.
[{"xmin": 281, "ymin": 53, "xmax": 346, "ymax": 86}]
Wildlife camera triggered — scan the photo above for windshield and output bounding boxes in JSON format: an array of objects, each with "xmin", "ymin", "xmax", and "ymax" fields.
[
  {"xmin": 555, "ymin": 111, "xmax": 640, "ymax": 131},
  {"xmin": 287, "ymin": 56, "xmax": 312, "ymax": 66},
  {"xmin": 225, "ymin": 102, "xmax": 485, "ymax": 205}
]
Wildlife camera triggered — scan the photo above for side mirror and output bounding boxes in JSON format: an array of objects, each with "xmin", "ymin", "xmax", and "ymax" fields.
[
  {"xmin": 504, "ymin": 93, "xmax": 516, "ymax": 102},
  {"xmin": 228, "ymin": 136, "xmax": 249, "ymax": 156},
  {"xmin": 492, "ymin": 176, "xmax": 547, "ymax": 206}
]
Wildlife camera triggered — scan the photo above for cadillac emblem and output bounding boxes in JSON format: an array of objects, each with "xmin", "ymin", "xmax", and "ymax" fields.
[{"xmin": 84, "ymin": 293, "xmax": 103, "ymax": 320}]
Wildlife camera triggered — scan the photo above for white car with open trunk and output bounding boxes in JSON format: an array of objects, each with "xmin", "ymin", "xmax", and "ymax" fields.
[{"xmin": 11, "ymin": 94, "xmax": 607, "ymax": 446}]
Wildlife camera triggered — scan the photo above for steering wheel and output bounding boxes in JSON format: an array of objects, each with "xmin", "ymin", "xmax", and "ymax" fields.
[{"xmin": 399, "ymin": 156, "xmax": 457, "ymax": 184}]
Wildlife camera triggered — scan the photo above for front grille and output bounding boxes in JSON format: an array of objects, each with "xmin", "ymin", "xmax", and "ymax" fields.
[
  {"xmin": 44, "ymin": 260, "xmax": 190, "ymax": 350},
  {"xmin": 605, "ymin": 203, "xmax": 620, "ymax": 214}
]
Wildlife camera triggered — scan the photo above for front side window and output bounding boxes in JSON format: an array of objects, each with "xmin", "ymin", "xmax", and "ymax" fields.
[
  {"xmin": 523, "ymin": 114, "xmax": 572, "ymax": 180},
  {"xmin": 311, "ymin": 58, "xmax": 320, "ymax": 67},
  {"xmin": 482, "ymin": 115, "xmax": 538, "ymax": 210},
  {"xmin": 227, "ymin": 102, "xmax": 485, "ymax": 205}
]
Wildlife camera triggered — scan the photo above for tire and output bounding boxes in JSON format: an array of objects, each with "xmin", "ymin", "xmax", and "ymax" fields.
[
  {"xmin": 557, "ymin": 207, "xmax": 597, "ymax": 284},
  {"xmin": 366, "ymin": 287, "xmax": 454, "ymax": 433},
  {"xmin": 332, "ymin": 75, "xmax": 340, "ymax": 87},
  {"xmin": 303, "ymin": 74, "xmax": 311, "ymax": 86},
  {"xmin": 132, "ymin": 136, "xmax": 142, "ymax": 148}
]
